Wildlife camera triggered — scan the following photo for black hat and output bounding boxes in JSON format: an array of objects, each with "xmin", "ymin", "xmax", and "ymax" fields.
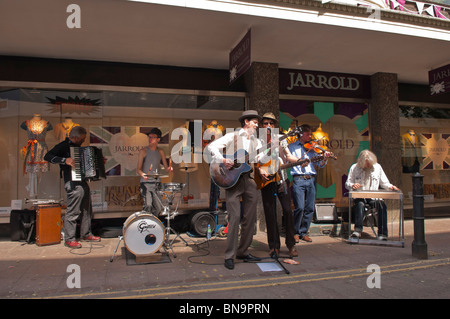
[{"xmin": 238, "ymin": 110, "xmax": 262, "ymax": 122}]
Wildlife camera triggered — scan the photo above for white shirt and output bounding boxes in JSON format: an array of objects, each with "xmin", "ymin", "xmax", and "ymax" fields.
[
  {"xmin": 258, "ymin": 133, "xmax": 289, "ymax": 182},
  {"xmin": 345, "ymin": 163, "xmax": 394, "ymax": 191},
  {"xmin": 207, "ymin": 128, "xmax": 269, "ymax": 164}
]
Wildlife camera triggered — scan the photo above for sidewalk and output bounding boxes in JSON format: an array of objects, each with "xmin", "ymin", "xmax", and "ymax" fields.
[{"xmin": 1, "ymin": 217, "xmax": 449, "ymax": 299}]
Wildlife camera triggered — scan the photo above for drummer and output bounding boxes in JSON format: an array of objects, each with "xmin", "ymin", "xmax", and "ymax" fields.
[{"xmin": 137, "ymin": 128, "xmax": 173, "ymax": 216}]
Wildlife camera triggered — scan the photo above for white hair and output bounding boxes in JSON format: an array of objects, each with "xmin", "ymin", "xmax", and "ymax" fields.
[{"xmin": 356, "ymin": 150, "xmax": 377, "ymax": 169}]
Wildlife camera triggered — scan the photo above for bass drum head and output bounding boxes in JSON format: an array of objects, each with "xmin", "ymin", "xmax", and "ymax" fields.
[{"xmin": 123, "ymin": 212, "xmax": 165, "ymax": 256}]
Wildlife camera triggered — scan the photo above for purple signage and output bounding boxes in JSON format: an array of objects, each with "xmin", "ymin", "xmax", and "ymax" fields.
[
  {"xmin": 279, "ymin": 69, "xmax": 371, "ymax": 99},
  {"xmin": 429, "ymin": 63, "xmax": 450, "ymax": 95},
  {"xmin": 229, "ymin": 29, "xmax": 251, "ymax": 84}
]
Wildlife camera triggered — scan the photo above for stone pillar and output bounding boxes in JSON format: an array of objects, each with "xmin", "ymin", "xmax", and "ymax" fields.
[
  {"xmin": 369, "ymin": 72, "xmax": 402, "ymax": 188},
  {"xmin": 245, "ymin": 62, "xmax": 280, "ymax": 232},
  {"xmin": 370, "ymin": 72, "xmax": 402, "ymax": 223},
  {"xmin": 245, "ymin": 62, "xmax": 279, "ymax": 120}
]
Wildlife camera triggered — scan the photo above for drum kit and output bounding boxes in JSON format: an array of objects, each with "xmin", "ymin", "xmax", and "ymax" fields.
[{"xmin": 110, "ymin": 171, "xmax": 188, "ymax": 262}]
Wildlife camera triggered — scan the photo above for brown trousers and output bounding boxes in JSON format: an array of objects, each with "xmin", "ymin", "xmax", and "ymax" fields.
[{"xmin": 224, "ymin": 174, "xmax": 258, "ymax": 260}]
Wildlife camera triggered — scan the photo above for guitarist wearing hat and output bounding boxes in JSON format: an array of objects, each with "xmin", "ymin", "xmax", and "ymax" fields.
[
  {"xmin": 255, "ymin": 112, "xmax": 298, "ymax": 259},
  {"xmin": 207, "ymin": 110, "xmax": 269, "ymax": 270}
]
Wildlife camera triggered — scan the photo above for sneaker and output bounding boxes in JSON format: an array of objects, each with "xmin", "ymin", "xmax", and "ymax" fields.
[
  {"xmin": 65, "ymin": 241, "xmax": 82, "ymax": 249},
  {"xmin": 81, "ymin": 235, "xmax": 101, "ymax": 242},
  {"xmin": 350, "ymin": 231, "xmax": 361, "ymax": 239},
  {"xmin": 377, "ymin": 235, "xmax": 388, "ymax": 241}
]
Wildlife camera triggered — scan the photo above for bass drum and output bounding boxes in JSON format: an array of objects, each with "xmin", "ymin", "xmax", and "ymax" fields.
[{"xmin": 123, "ymin": 212, "xmax": 165, "ymax": 256}]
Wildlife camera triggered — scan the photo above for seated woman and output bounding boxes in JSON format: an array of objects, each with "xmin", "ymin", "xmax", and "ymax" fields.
[{"xmin": 345, "ymin": 150, "xmax": 399, "ymax": 240}]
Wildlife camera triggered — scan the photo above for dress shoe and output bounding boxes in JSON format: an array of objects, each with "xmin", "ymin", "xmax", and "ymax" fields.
[
  {"xmin": 301, "ymin": 235, "xmax": 312, "ymax": 242},
  {"xmin": 294, "ymin": 235, "xmax": 300, "ymax": 243},
  {"xmin": 236, "ymin": 254, "xmax": 262, "ymax": 262},
  {"xmin": 224, "ymin": 259, "xmax": 234, "ymax": 270},
  {"xmin": 288, "ymin": 246, "xmax": 298, "ymax": 257}
]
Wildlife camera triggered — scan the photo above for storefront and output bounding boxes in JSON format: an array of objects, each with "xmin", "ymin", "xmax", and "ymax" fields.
[
  {"xmin": 279, "ymin": 69, "xmax": 450, "ymax": 216},
  {"xmin": 0, "ymin": 57, "xmax": 448, "ymax": 225}
]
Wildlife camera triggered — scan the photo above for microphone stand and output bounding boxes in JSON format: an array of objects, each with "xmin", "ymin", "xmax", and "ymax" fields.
[
  {"xmin": 266, "ymin": 171, "xmax": 290, "ymax": 274},
  {"xmin": 252, "ymin": 131, "xmax": 290, "ymax": 274}
]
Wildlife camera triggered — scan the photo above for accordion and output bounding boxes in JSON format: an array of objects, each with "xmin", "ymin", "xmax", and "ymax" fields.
[{"xmin": 70, "ymin": 146, "xmax": 106, "ymax": 181}]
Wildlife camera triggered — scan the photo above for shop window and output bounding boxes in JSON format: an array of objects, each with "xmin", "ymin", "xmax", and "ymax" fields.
[
  {"xmin": 399, "ymin": 105, "xmax": 450, "ymax": 204},
  {"xmin": 0, "ymin": 88, "xmax": 244, "ymax": 219}
]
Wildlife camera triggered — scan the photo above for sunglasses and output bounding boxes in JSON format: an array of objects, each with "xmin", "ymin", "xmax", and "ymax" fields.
[{"xmin": 262, "ymin": 121, "xmax": 275, "ymax": 125}]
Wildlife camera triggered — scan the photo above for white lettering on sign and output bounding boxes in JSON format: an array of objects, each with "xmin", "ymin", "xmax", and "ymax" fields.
[
  {"xmin": 287, "ymin": 72, "xmax": 360, "ymax": 91},
  {"xmin": 432, "ymin": 68, "xmax": 450, "ymax": 83}
]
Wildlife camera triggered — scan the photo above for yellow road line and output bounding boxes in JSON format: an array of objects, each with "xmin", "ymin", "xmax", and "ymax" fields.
[{"xmin": 40, "ymin": 257, "xmax": 450, "ymax": 299}]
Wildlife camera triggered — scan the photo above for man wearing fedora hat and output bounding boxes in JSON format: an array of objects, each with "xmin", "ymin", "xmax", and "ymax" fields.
[
  {"xmin": 256, "ymin": 112, "xmax": 297, "ymax": 258},
  {"xmin": 207, "ymin": 109, "xmax": 267, "ymax": 270}
]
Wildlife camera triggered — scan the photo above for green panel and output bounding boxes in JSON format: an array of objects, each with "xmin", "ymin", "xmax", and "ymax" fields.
[
  {"xmin": 316, "ymin": 183, "xmax": 336, "ymax": 199},
  {"xmin": 314, "ymin": 102, "xmax": 334, "ymax": 124},
  {"xmin": 354, "ymin": 112, "xmax": 368, "ymax": 133},
  {"xmin": 279, "ymin": 111, "xmax": 293, "ymax": 131}
]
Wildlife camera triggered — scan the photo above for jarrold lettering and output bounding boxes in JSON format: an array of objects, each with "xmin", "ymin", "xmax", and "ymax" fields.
[{"xmin": 287, "ymin": 72, "xmax": 360, "ymax": 91}]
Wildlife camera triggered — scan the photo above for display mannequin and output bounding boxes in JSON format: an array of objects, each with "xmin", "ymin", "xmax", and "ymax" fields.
[
  {"xmin": 54, "ymin": 117, "xmax": 80, "ymax": 142},
  {"xmin": 20, "ymin": 114, "xmax": 53, "ymax": 197},
  {"xmin": 401, "ymin": 129, "xmax": 422, "ymax": 173}
]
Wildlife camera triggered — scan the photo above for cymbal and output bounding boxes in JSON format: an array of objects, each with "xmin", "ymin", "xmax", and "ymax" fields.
[{"xmin": 143, "ymin": 173, "xmax": 169, "ymax": 178}]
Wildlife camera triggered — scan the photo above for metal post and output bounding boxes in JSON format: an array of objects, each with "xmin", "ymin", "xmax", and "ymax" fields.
[{"xmin": 411, "ymin": 173, "xmax": 427, "ymax": 259}]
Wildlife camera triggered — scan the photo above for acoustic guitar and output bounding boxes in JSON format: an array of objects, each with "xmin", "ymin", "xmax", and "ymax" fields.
[{"xmin": 209, "ymin": 128, "xmax": 301, "ymax": 189}]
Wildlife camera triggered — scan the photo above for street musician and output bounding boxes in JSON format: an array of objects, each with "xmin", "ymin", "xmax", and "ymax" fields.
[{"xmin": 345, "ymin": 150, "xmax": 400, "ymax": 240}]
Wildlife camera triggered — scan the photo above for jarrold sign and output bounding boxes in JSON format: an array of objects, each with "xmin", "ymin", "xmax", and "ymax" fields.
[
  {"xmin": 279, "ymin": 69, "xmax": 371, "ymax": 99},
  {"xmin": 429, "ymin": 63, "xmax": 450, "ymax": 95}
]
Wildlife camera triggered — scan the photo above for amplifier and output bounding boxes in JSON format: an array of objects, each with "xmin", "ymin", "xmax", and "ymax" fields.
[
  {"xmin": 36, "ymin": 205, "xmax": 61, "ymax": 246},
  {"xmin": 314, "ymin": 203, "xmax": 338, "ymax": 223}
]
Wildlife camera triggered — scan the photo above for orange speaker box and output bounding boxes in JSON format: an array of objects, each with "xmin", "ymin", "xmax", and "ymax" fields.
[{"xmin": 36, "ymin": 204, "xmax": 61, "ymax": 246}]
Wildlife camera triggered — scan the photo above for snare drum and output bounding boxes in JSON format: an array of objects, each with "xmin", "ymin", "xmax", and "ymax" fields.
[
  {"xmin": 123, "ymin": 212, "xmax": 165, "ymax": 256},
  {"xmin": 160, "ymin": 182, "xmax": 185, "ymax": 192}
]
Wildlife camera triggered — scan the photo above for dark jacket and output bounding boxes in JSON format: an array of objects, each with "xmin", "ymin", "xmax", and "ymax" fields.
[{"xmin": 44, "ymin": 138, "xmax": 79, "ymax": 183}]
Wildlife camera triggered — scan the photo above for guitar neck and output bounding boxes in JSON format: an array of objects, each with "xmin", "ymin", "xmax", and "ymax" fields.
[
  {"xmin": 249, "ymin": 132, "xmax": 291, "ymax": 160},
  {"xmin": 233, "ymin": 132, "xmax": 292, "ymax": 164}
]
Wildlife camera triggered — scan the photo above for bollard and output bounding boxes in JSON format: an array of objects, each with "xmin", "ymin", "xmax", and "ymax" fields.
[{"xmin": 411, "ymin": 172, "xmax": 428, "ymax": 259}]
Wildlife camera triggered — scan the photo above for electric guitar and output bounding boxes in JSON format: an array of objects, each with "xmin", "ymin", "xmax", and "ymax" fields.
[{"xmin": 209, "ymin": 128, "xmax": 301, "ymax": 189}]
